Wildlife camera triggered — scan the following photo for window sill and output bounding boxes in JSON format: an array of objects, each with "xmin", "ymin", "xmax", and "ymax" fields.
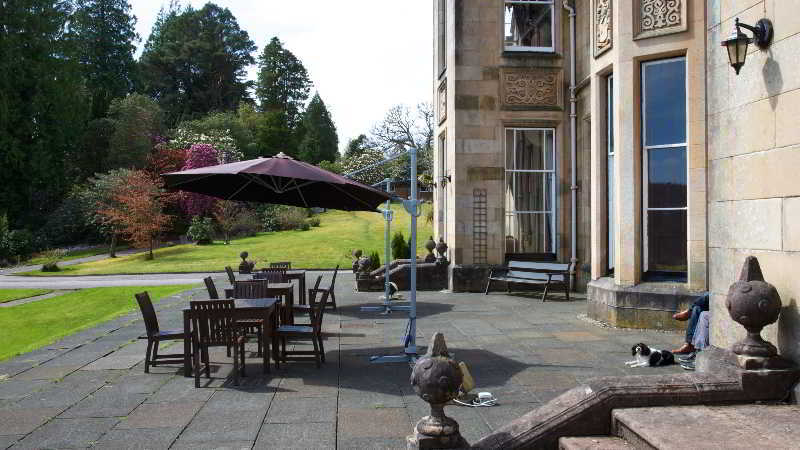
[{"xmin": 503, "ymin": 50, "xmax": 561, "ymax": 59}]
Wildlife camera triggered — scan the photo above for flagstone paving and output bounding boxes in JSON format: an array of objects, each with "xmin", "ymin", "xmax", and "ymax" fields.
[{"xmin": 0, "ymin": 273, "xmax": 685, "ymax": 449}]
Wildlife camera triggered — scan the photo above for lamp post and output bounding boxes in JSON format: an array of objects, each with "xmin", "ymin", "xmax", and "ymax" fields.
[{"xmin": 721, "ymin": 17, "xmax": 773, "ymax": 75}]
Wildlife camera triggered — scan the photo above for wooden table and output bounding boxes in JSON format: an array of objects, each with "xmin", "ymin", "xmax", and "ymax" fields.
[
  {"xmin": 182, "ymin": 298, "xmax": 280, "ymax": 377},
  {"xmin": 285, "ymin": 270, "xmax": 307, "ymax": 305},
  {"xmin": 264, "ymin": 283, "xmax": 295, "ymax": 325}
]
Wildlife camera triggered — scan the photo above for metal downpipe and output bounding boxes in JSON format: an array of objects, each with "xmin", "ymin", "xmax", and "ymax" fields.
[{"xmin": 563, "ymin": 0, "xmax": 578, "ymax": 289}]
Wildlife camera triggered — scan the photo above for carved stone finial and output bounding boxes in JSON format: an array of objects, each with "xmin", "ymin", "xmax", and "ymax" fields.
[
  {"xmin": 725, "ymin": 256, "xmax": 782, "ymax": 357},
  {"xmin": 435, "ymin": 238, "xmax": 448, "ymax": 263},
  {"xmin": 424, "ymin": 237, "xmax": 437, "ymax": 263},
  {"xmin": 407, "ymin": 333, "xmax": 468, "ymax": 449}
]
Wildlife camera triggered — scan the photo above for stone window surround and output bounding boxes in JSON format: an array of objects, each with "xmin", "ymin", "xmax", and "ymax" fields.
[{"xmin": 502, "ymin": 0, "xmax": 560, "ymax": 55}]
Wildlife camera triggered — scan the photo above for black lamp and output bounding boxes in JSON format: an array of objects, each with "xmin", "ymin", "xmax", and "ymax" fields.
[{"xmin": 721, "ymin": 18, "xmax": 773, "ymax": 75}]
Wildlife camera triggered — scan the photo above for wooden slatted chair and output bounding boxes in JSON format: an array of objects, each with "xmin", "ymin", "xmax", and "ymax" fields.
[
  {"xmin": 204, "ymin": 276, "xmax": 220, "ymax": 299},
  {"xmin": 270, "ymin": 261, "xmax": 291, "ymax": 269},
  {"xmin": 325, "ymin": 265, "xmax": 339, "ymax": 310},
  {"xmin": 229, "ymin": 280, "xmax": 270, "ymax": 356},
  {"xmin": 225, "ymin": 266, "xmax": 237, "ymax": 285},
  {"xmin": 291, "ymin": 275, "xmax": 323, "ymax": 318},
  {"xmin": 253, "ymin": 267, "xmax": 287, "ymax": 283},
  {"xmin": 189, "ymin": 300, "xmax": 247, "ymax": 387},
  {"xmin": 136, "ymin": 292, "xmax": 187, "ymax": 374},
  {"xmin": 277, "ymin": 288, "xmax": 329, "ymax": 368}
]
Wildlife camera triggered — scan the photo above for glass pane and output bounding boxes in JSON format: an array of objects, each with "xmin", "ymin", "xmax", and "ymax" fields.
[
  {"xmin": 607, "ymin": 75, "xmax": 614, "ymax": 155},
  {"xmin": 647, "ymin": 210, "xmax": 687, "ymax": 272},
  {"xmin": 648, "ymin": 147, "xmax": 687, "ymax": 208},
  {"xmin": 505, "ymin": 129, "xmax": 515, "ymax": 169},
  {"xmin": 504, "ymin": 3, "xmax": 553, "ymax": 49},
  {"xmin": 607, "ymin": 154, "xmax": 614, "ymax": 270},
  {"xmin": 514, "ymin": 129, "xmax": 553, "ymax": 171},
  {"xmin": 506, "ymin": 213, "xmax": 553, "ymax": 253},
  {"xmin": 437, "ymin": 0, "xmax": 446, "ymax": 74},
  {"xmin": 511, "ymin": 172, "xmax": 552, "ymax": 212},
  {"xmin": 644, "ymin": 59, "xmax": 686, "ymax": 146}
]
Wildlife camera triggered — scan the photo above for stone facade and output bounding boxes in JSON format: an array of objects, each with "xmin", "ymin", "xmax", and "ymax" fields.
[{"xmin": 707, "ymin": 0, "xmax": 800, "ymax": 365}]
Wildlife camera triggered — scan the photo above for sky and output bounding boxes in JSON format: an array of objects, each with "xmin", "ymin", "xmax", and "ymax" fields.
[{"xmin": 129, "ymin": 0, "xmax": 434, "ymax": 152}]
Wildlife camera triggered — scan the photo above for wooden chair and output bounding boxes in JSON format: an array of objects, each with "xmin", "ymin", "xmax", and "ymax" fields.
[
  {"xmin": 189, "ymin": 300, "xmax": 247, "ymax": 387},
  {"xmin": 230, "ymin": 280, "xmax": 270, "ymax": 356},
  {"xmin": 135, "ymin": 292, "xmax": 187, "ymax": 374},
  {"xmin": 292, "ymin": 275, "xmax": 323, "ymax": 318},
  {"xmin": 225, "ymin": 266, "xmax": 236, "ymax": 285},
  {"xmin": 270, "ymin": 261, "xmax": 291, "ymax": 269},
  {"xmin": 204, "ymin": 276, "xmax": 220, "ymax": 299},
  {"xmin": 277, "ymin": 288, "xmax": 329, "ymax": 368},
  {"xmin": 254, "ymin": 267, "xmax": 287, "ymax": 283},
  {"xmin": 324, "ymin": 265, "xmax": 340, "ymax": 310}
]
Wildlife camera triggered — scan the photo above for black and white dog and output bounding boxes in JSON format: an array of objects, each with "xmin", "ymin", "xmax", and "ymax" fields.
[{"xmin": 625, "ymin": 343, "xmax": 675, "ymax": 367}]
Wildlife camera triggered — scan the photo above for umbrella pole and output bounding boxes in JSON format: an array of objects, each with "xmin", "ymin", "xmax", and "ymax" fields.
[
  {"xmin": 360, "ymin": 198, "xmax": 410, "ymax": 315},
  {"xmin": 370, "ymin": 147, "xmax": 421, "ymax": 364}
]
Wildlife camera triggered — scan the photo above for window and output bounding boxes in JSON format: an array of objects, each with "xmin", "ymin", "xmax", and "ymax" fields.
[
  {"xmin": 504, "ymin": 0, "xmax": 554, "ymax": 52},
  {"xmin": 642, "ymin": 57, "xmax": 687, "ymax": 276},
  {"xmin": 505, "ymin": 128, "xmax": 556, "ymax": 254},
  {"xmin": 437, "ymin": 0, "xmax": 446, "ymax": 76},
  {"xmin": 607, "ymin": 74, "xmax": 614, "ymax": 272},
  {"xmin": 438, "ymin": 132, "xmax": 448, "ymax": 241}
]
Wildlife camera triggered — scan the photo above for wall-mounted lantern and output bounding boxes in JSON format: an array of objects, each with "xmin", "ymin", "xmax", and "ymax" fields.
[
  {"xmin": 721, "ymin": 18, "xmax": 773, "ymax": 75},
  {"xmin": 439, "ymin": 174, "xmax": 451, "ymax": 187}
]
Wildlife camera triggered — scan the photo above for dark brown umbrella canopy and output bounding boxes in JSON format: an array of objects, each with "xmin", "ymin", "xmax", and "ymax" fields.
[{"xmin": 162, "ymin": 153, "xmax": 391, "ymax": 212}]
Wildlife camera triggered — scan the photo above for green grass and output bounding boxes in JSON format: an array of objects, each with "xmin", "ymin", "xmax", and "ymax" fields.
[
  {"xmin": 26, "ymin": 245, "xmax": 129, "ymax": 266},
  {"xmin": 22, "ymin": 203, "xmax": 433, "ymax": 276},
  {"xmin": 0, "ymin": 289, "xmax": 53, "ymax": 304},
  {"xmin": 0, "ymin": 285, "xmax": 195, "ymax": 361}
]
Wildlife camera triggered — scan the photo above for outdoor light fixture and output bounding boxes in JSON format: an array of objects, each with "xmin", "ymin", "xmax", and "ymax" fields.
[{"xmin": 721, "ymin": 17, "xmax": 773, "ymax": 75}]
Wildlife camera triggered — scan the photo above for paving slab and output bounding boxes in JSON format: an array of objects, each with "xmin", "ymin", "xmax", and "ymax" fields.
[
  {"xmin": 11, "ymin": 417, "xmax": 117, "ymax": 449},
  {"xmin": 0, "ymin": 408, "xmax": 62, "ymax": 435},
  {"xmin": 81, "ymin": 341, "xmax": 146, "ymax": 370},
  {"xmin": 0, "ymin": 435, "xmax": 23, "ymax": 450},
  {"xmin": 115, "ymin": 401, "xmax": 204, "ymax": 429},
  {"xmin": 178, "ymin": 408, "xmax": 264, "ymax": 443},
  {"xmin": 337, "ymin": 407, "xmax": 412, "ymax": 439},
  {"xmin": 264, "ymin": 396, "xmax": 337, "ymax": 423},
  {"xmin": 170, "ymin": 440, "xmax": 254, "ymax": 450},
  {"xmin": 255, "ymin": 422, "xmax": 335, "ymax": 449},
  {"xmin": 92, "ymin": 427, "xmax": 182, "ymax": 450},
  {"xmin": 58, "ymin": 385, "xmax": 148, "ymax": 418}
]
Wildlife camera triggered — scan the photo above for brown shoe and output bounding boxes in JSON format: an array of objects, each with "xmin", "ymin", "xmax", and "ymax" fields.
[
  {"xmin": 672, "ymin": 343, "xmax": 695, "ymax": 354},
  {"xmin": 672, "ymin": 309, "xmax": 691, "ymax": 321}
]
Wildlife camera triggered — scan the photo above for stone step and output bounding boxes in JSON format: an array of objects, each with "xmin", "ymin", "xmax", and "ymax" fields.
[
  {"xmin": 612, "ymin": 404, "xmax": 800, "ymax": 450},
  {"xmin": 559, "ymin": 436, "xmax": 635, "ymax": 450}
]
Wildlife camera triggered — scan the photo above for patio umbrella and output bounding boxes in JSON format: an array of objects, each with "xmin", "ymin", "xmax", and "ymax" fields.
[{"xmin": 161, "ymin": 153, "xmax": 391, "ymax": 212}]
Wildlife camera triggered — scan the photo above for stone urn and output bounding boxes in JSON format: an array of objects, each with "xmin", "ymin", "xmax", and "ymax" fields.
[
  {"xmin": 435, "ymin": 238, "xmax": 448, "ymax": 263},
  {"xmin": 424, "ymin": 236, "xmax": 437, "ymax": 263},
  {"xmin": 238, "ymin": 251, "xmax": 253, "ymax": 274},
  {"xmin": 352, "ymin": 249, "xmax": 363, "ymax": 273},
  {"xmin": 725, "ymin": 256, "xmax": 782, "ymax": 357},
  {"xmin": 356, "ymin": 255, "xmax": 372, "ymax": 279},
  {"xmin": 407, "ymin": 333, "xmax": 468, "ymax": 449}
]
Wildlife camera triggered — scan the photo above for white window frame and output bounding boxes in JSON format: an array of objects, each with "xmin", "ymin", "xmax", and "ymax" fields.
[
  {"xmin": 504, "ymin": 127, "xmax": 557, "ymax": 254},
  {"xmin": 607, "ymin": 74, "xmax": 614, "ymax": 272},
  {"xmin": 641, "ymin": 56, "xmax": 688, "ymax": 274},
  {"xmin": 504, "ymin": 0, "xmax": 555, "ymax": 52},
  {"xmin": 438, "ymin": 132, "xmax": 448, "ymax": 242}
]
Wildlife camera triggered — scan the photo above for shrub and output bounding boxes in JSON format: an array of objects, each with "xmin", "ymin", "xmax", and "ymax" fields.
[
  {"xmin": 307, "ymin": 216, "xmax": 321, "ymax": 227},
  {"xmin": 368, "ymin": 251, "xmax": 381, "ymax": 271},
  {"xmin": 4, "ymin": 229, "xmax": 35, "ymax": 264},
  {"xmin": 187, "ymin": 216, "xmax": 214, "ymax": 244},
  {"xmin": 276, "ymin": 207, "xmax": 308, "ymax": 231},
  {"xmin": 391, "ymin": 232, "xmax": 411, "ymax": 260},
  {"xmin": 40, "ymin": 248, "xmax": 67, "ymax": 272},
  {"xmin": 298, "ymin": 222, "xmax": 310, "ymax": 231},
  {"xmin": 231, "ymin": 209, "xmax": 260, "ymax": 237}
]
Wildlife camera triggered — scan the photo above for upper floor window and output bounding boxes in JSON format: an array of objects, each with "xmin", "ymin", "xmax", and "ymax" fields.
[
  {"xmin": 504, "ymin": 0, "xmax": 554, "ymax": 52},
  {"xmin": 437, "ymin": 0, "xmax": 446, "ymax": 76}
]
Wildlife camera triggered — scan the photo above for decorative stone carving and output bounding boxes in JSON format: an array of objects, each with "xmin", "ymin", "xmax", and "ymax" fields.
[
  {"xmin": 634, "ymin": 0, "xmax": 686, "ymax": 40},
  {"xmin": 725, "ymin": 256, "xmax": 782, "ymax": 358},
  {"xmin": 424, "ymin": 237, "xmax": 437, "ymax": 263},
  {"xmin": 500, "ymin": 68, "xmax": 563, "ymax": 110},
  {"xmin": 435, "ymin": 237, "xmax": 448, "ymax": 263},
  {"xmin": 594, "ymin": 0, "xmax": 612, "ymax": 57},
  {"xmin": 238, "ymin": 251, "xmax": 254, "ymax": 274},
  {"xmin": 437, "ymin": 81, "xmax": 447, "ymax": 124},
  {"xmin": 407, "ymin": 333, "xmax": 468, "ymax": 449},
  {"xmin": 351, "ymin": 249, "xmax": 362, "ymax": 273}
]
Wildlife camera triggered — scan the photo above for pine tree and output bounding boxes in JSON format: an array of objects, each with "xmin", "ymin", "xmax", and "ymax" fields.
[
  {"xmin": 255, "ymin": 37, "xmax": 312, "ymax": 129},
  {"xmin": 139, "ymin": 3, "xmax": 256, "ymax": 124},
  {"xmin": 298, "ymin": 94, "xmax": 339, "ymax": 164},
  {"xmin": 69, "ymin": 0, "xmax": 139, "ymax": 119}
]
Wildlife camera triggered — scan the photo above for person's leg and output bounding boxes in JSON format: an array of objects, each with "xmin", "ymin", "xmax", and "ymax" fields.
[
  {"xmin": 673, "ymin": 294, "xmax": 709, "ymax": 321},
  {"xmin": 673, "ymin": 304, "xmax": 701, "ymax": 353}
]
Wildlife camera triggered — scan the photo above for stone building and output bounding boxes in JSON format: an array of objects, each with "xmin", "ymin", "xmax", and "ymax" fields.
[{"xmin": 434, "ymin": 0, "xmax": 800, "ymax": 364}]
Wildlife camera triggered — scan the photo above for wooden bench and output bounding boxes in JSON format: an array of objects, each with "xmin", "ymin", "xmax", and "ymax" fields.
[{"xmin": 485, "ymin": 260, "xmax": 573, "ymax": 302}]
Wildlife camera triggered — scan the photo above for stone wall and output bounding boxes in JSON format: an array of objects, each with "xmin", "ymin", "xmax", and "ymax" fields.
[{"xmin": 707, "ymin": 0, "xmax": 800, "ymax": 364}]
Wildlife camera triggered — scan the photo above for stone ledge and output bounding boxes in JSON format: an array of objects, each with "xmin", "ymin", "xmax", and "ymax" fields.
[{"xmin": 587, "ymin": 277, "xmax": 704, "ymax": 330}]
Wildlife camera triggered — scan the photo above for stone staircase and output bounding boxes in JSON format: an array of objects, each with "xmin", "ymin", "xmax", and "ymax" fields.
[{"xmin": 559, "ymin": 404, "xmax": 800, "ymax": 449}]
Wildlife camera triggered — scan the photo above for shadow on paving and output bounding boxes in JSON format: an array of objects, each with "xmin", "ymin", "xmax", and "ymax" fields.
[{"xmin": 333, "ymin": 301, "xmax": 455, "ymax": 320}]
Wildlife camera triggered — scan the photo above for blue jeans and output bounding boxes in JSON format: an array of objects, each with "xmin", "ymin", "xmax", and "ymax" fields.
[{"xmin": 686, "ymin": 293, "xmax": 709, "ymax": 344}]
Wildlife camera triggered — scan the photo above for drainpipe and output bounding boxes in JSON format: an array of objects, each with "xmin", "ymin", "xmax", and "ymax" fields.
[{"xmin": 563, "ymin": 0, "xmax": 578, "ymax": 289}]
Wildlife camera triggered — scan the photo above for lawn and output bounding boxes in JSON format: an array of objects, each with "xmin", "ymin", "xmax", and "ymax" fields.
[
  {"xmin": 0, "ymin": 285, "xmax": 195, "ymax": 361},
  {"xmin": 25, "ymin": 245, "xmax": 128, "ymax": 266},
  {"xmin": 23, "ymin": 203, "xmax": 433, "ymax": 276},
  {"xmin": 0, "ymin": 289, "xmax": 53, "ymax": 304}
]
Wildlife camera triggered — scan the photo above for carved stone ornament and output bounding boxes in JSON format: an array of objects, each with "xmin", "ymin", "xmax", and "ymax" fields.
[
  {"xmin": 438, "ymin": 81, "xmax": 447, "ymax": 124},
  {"xmin": 634, "ymin": 0, "xmax": 687, "ymax": 40},
  {"xmin": 407, "ymin": 333, "xmax": 468, "ymax": 449},
  {"xmin": 725, "ymin": 256, "xmax": 782, "ymax": 357},
  {"xmin": 594, "ymin": 0, "xmax": 612, "ymax": 57},
  {"xmin": 500, "ymin": 67, "xmax": 563, "ymax": 110}
]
